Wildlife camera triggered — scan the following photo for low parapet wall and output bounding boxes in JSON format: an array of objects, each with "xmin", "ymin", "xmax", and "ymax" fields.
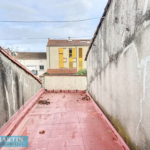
[
  {"xmin": 41, "ymin": 75, "xmax": 87, "ymax": 90},
  {"xmin": 0, "ymin": 47, "xmax": 42, "ymax": 129}
]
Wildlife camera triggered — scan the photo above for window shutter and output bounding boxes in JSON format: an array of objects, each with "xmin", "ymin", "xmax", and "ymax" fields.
[
  {"xmin": 59, "ymin": 48, "xmax": 63, "ymax": 68},
  {"xmin": 78, "ymin": 48, "xmax": 83, "ymax": 70}
]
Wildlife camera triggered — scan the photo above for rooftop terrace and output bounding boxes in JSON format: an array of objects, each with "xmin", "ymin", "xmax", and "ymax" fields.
[{"xmin": 0, "ymin": 91, "xmax": 128, "ymax": 150}]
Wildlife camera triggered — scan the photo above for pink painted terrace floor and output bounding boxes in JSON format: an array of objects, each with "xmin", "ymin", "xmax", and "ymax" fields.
[{"xmin": 1, "ymin": 92, "xmax": 126, "ymax": 150}]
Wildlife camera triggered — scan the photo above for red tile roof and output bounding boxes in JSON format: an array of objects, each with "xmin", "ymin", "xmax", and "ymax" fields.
[
  {"xmin": 0, "ymin": 46, "xmax": 42, "ymax": 84},
  {"xmin": 47, "ymin": 39, "xmax": 91, "ymax": 46},
  {"xmin": 15, "ymin": 52, "xmax": 46, "ymax": 60},
  {"xmin": 47, "ymin": 69, "xmax": 77, "ymax": 75}
]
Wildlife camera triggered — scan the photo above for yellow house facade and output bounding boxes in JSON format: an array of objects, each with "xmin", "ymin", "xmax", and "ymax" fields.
[{"xmin": 46, "ymin": 39, "xmax": 91, "ymax": 73}]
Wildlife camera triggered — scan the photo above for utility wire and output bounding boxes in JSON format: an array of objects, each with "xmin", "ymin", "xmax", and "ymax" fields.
[
  {"xmin": 0, "ymin": 17, "xmax": 101, "ymax": 23},
  {"xmin": 0, "ymin": 36, "xmax": 92, "ymax": 40}
]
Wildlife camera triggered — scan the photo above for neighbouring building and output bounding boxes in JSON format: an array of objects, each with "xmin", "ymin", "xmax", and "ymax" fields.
[
  {"xmin": 4, "ymin": 47, "xmax": 18, "ymax": 57},
  {"xmin": 15, "ymin": 52, "xmax": 47, "ymax": 77},
  {"xmin": 46, "ymin": 38, "xmax": 91, "ymax": 74}
]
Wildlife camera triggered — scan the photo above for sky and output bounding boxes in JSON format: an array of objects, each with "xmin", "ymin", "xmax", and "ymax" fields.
[{"xmin": 0, "ymin": 0, "xmax": 108, "ymax": 52}]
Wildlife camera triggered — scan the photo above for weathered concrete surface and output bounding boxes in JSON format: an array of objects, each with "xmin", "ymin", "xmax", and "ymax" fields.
[
  {"xmin": 86, "ymin": 0, "xmax": 150, "ymax": 150},
  {"xmin": 0, "ymin": 52, "xmax": 42, "ymax": 129}
]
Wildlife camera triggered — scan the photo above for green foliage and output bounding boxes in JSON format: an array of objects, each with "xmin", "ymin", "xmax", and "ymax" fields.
[
  {"xmin": 43, "ymin": 72, "xmax": 50, "ymax": 75},
  {"xmin": 76, "ymin": 69, "xmax": 87, "ymax": 75}
]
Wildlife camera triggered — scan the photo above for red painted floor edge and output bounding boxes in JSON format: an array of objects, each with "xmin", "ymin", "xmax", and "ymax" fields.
[
  {"xmin": 46, "ymin": 90, "xmax": 85, "ymax": 93},
  {"xmin": 86, "ymin": 92, "xmax": 130, "ymax": 150},
  {"xmin": 0, "ymin": 88, "xmax": 45, "ymax": 135}
]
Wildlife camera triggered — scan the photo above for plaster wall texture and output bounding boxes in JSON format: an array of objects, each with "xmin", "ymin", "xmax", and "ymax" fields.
[
  {"xmin": 46, "ymin": 46, "xmax": 88, "ymax": 71},
  {"xmin": 44, "ymin": 76, "xmax": 87, "ymax": 90},
  {"xmin": 87, "ymin": 0, "xmax": 150, "ymax": 150},
  {"xmin": 0, "ymin": 53, "xmax": 41, "ymax": 129},
  {"xmin": 17, "ymin": 59, "xmax": 47, "ymax": 77}
]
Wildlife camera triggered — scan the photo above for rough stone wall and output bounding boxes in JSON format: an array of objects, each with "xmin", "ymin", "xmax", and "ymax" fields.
[
  {"xmin": 0, "ymin": 53, "xmax": 41, "ymax": 128},
  {"xmin": 87, "ymin": 0, "xmax": 150, "ymax": 150}
]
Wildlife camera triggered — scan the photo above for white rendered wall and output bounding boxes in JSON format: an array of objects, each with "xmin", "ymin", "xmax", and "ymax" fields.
[{"xmin": 17, "ymin": 59, "xmax": 47, "ymax": 77}]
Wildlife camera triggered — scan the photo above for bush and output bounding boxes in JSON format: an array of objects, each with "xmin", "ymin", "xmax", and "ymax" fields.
[
  {"xmin": 43, "ymin": 72, "xmax": 50, "ymax": 75},
  {"xmin": 76, "ymin": 69, "xmax": 87, "ymax": 75}
]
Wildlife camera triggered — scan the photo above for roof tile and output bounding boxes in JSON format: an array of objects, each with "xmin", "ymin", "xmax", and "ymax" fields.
[
  {"xmin": 47, "ymin": 69, "xmax": 77, "ymax": 75},
  {"xmin": 15, "ymin": 52, "xmax": 46, "ymax": 60},
  {"xmin": 47, "ymin": 39, "xmax": 91, "ymax": 46}
]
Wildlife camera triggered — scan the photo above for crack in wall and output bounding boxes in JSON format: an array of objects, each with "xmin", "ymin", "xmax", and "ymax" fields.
[
  {"xmin": 141, "ymin": 56, "xmax": 150, "ymax": 101},
  {"xmin": 135, "ymin": 56, "xmax": 150, "ymax": 146},
  {"xmin": 89, "ymin": 17, "xmax": 150, "ymax": 87},
  {"xmin": 88, "ymin": 19, "xmax": 150, "ymax": 150},
  {"xmin": 109, "ymin": 40, "xmax": 150, "ymax": 147},
  {"xmin": 112, "ymin": 40, "xmax": 150, "ymax": 147},
  {"xmin": 87, "ymin": 0, "xmax": 150, "ymax": 149}
]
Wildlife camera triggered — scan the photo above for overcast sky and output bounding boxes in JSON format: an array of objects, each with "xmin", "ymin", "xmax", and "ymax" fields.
[{"xmin": 0, "ymin": 0, "xmax": 108, "ymax": 52}]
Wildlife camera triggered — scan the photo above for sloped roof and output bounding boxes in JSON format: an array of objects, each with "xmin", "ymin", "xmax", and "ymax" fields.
[
  {"xmin": 15, "ymin": 52, "xmax": 46, "ymax": 60},
  {"xmin": 47, "ymin": 69, "xmax": 77, "ymax": 75},
  {"xmin": 0, "ymin": 47, "xmax": 42, "ymax": 84},
  {"xmin": 47, "ymin": 39, "xmax": 91, "ymax": 46}
]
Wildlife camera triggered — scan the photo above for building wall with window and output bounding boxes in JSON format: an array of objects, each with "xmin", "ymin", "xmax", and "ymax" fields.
[
  {"xmin": 15, "ymin": 52, "xmax": 47, "ymax": 77},
  {"xmin": 18, "ymin": 59, "xmax": 47, "ymax": 77},
  {"xmin": 46, "ymin": 39, "xmax": 91, "ymax": 72}
]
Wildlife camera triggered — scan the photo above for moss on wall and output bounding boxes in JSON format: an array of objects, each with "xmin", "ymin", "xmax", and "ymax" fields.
[{"xmin": 90, "ymin": 92, "xmax": 141, "ymax": 150}]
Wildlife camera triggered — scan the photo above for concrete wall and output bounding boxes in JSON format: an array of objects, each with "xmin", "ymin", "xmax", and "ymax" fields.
[
  {"xmin": 43, "ymin": 76, "xmax": 87, "ymax": 90},
  {"xmin": 0, "ymin": 52, "xmax": 42, "ymax": 128},
  {"xmin": 87, "ymin": 0, "xmax": 150, "ymax": 150},
  {"xmin": 17, "ymin": 59, "xmax": 47, "ymax": 77},
  {"xmin": 46, "ymin": 46, "xmax": 88, "ymax": 71}
]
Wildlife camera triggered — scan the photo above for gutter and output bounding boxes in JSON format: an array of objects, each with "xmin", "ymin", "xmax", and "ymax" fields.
[
  {"xmin": 46, "ymin": 45, "xmax": 90, "ymax": 47},
  {"xmin": 85, "ymin": 0, "xmax": 112, "ymax": 61}
]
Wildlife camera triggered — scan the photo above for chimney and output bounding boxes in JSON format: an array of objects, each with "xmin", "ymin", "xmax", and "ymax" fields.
[{"xmin": 68, "ymin": 37, "xmax": 72, "ymax": 42}]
